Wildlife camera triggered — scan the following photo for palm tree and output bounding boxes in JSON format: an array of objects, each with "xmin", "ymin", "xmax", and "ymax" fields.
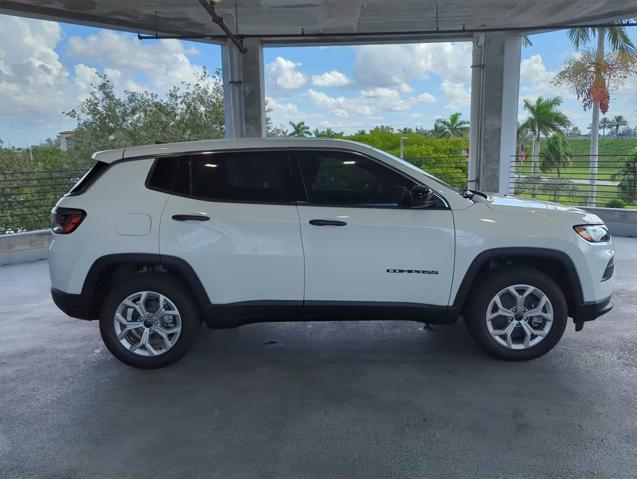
[
  {"xmin": 288, "ymin": 121, "xmax": 310, "ymax": 137},
  {"xmin": 609, "ymin": 115, "xmax": 629, "ymax": 136},
  {"xmin": 434, "ymin": 112, "xmax": 469, "ymax": 138},
  {"xmin": 519, "ymin": 97, "xmax": 570, "ymax": 179},
  {"xmin": 540, "ymin": 134, "xmax": 573, "ymax": 179},
  {"xmin": 599, "ymin": 117, "xmax": 612, "ymax": 137},
  {"xmin": 566, "ymin": 20, "xmax": 637, "ymax": 205}
]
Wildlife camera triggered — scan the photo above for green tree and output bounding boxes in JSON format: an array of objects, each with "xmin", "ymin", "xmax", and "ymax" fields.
[
  {"xmin": 288, "ymin": 121, "xmax": 311, "ymax": 137},
  {"xmin": 599, "ymin": 116, "xmax": 612, "ymax": 137},
  {"xmin": 609, "ymin": 115, "xmax": 629, "ymax": 136},
  {"xmin": 312, "ymin": 128, "xmax": 344, "ymax": 138},
  {"xmin": 613, "ymin": 149, "xmax": 637, "ymax": 204},
  {"xmin": 555, "ymin": 18, "xmax": 637, "ymax": 205},
  {"xmin": 519, "ymin": 96, "xmax": 570, "ymax": 178},
  {"xmin": 540, "ymin": 134, "xmax": 573, "ymax": 179},
  {"xmin": 65, "ymin": 70, "xmax": 225, "ymax": 166},
  {"xmin": 434, "ymin": 113, "xmax": 469, "ymax": 138}
]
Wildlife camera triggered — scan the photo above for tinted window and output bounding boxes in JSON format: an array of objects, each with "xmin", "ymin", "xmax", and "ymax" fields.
[
  {"xmin": 297, "ymin": 151, "xmax": 415, "ymax": 207},
  {"xmin": 148, "ymin": 151, "xmax": 290, "ymax": 203},
  {"xmin": 68, "ymin": 161, "xmax": 109, "ymax": 195},
  {"xmin": 148, "ymin": 157, "xmax": 177, "ymax": 191}
]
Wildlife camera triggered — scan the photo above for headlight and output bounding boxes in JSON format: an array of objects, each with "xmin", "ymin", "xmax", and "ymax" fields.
[{"xmin": 574, "ymin": 224, "xmax": 610, "ymax": 243}]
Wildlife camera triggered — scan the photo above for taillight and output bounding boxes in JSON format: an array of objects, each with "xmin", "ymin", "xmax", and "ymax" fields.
[{"xmin": 51, "ymin": 207, "xmax": 86, "ymax": 234}]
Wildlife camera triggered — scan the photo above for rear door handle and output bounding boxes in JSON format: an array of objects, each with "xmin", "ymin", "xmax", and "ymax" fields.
[
  {"xmin": 309, "ymin": 219, "xmax": 347, "ymax": 226},
  {"xmin": 172, "ymin": 214, "xmax": 210, "ymax": 222}
]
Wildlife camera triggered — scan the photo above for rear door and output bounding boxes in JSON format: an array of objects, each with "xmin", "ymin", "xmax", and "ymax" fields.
[
  {"xmin": 155, "ymin": 150, "xmax": 304, "ymax": 305},
  {"xmin": 292, "ymin": 150, "xmax": 455, "ymax": 306}
]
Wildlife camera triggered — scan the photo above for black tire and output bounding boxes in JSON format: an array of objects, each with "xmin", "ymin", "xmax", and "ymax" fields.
[
  {"xmin": 464, "ymin": 266, "xmax": 568, "ymax": 361},
  {"xmin": 99, "ymin": 273, "xmax": 201, "ymax": 369}
]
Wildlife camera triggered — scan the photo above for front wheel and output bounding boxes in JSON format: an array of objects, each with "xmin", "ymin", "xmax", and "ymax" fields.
[
  {"xmin": 464, "ymin": 267, "xmax": 568, "ymax": 361},
  {"xmin": 99, "ymin": 273, "xmax": 200, "ymax": 368}
]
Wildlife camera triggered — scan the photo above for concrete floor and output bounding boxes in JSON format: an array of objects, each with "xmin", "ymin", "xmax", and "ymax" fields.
[{"xmin": 1, "ymin": 239, "xmax": 636, "ymax": 479}]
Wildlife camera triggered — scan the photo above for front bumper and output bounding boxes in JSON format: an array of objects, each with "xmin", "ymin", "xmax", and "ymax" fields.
[
  {"xmin": 51, "ymin": 287, "xmax": 96, "ymax": 320},
  {"xmin": 573, "ymin": 295, "xmax": 613, "ymax": 330}
]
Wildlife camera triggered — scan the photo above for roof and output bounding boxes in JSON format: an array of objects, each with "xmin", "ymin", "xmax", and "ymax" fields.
[
  {"xmin": 3, "ymin": 1, "xmax": 635, "ymax": 43},
  {"xmin": 91, "ymin": 138, "xmax": 372, "ymax": 163}
]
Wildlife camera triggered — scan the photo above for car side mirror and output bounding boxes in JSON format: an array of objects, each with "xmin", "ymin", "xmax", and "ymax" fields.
[{"xmin": 409, "ymin": 185, "xmax": 436, "ymax": 208}]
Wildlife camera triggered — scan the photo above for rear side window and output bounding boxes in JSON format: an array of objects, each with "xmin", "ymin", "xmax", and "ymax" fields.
[
  {"xmin": 67, "ymin": 161, "xmax": 109, "ymax": 195},
  {"xmin": 147, "ymin": 151, "xmax": 291, "ymax": 204}
]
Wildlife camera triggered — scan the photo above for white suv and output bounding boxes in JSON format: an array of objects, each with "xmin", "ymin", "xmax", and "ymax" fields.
[{"xmin": 49, "ymin": 139, "xmax": 614, "ymax": 368}]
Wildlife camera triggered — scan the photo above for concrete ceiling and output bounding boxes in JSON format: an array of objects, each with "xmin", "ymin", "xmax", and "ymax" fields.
[{"xmin": 2, "ymin": 0, "xmax": 636, "ymax": 42}]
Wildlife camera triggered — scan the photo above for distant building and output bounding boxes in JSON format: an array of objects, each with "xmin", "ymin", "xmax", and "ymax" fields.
[{"xmin": 58, "ymin": 131, "xmax": 76, "ymax": 151}]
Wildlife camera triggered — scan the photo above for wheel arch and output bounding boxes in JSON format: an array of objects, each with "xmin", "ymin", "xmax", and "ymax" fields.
[
  {"xmin": 452, "ymin": 248, "xmax": 584, "ymax": 317},
  {"xmin": 81, "ymin": 254, "xmax": 210, "ymax": 318}
]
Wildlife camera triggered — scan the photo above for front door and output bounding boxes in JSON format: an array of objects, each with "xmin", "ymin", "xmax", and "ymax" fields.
[
  {"xmin": 292, "ymin": 150, "xmax": 455, "ymax": 306},
  {"xmin": 158, "ymin": 150, "xmax": 304, "ymax": 305}
]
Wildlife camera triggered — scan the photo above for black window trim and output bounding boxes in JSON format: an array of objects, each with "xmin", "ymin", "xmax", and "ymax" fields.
[
  {"xmin": 145, "ymin": 148, "xmax": 297, "ymax": 206},
  {"xmin": 289, "ymin": 148, "xmax": 450, "ymax": 210}
]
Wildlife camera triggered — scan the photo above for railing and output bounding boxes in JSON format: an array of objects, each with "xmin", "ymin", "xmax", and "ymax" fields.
[
  {"xmin": 403, "ymin": 156, "xmax": 469, "ymax": 189},
  {"xmin": 0, "ymin": 170, "xmax": 85, "ymax": 234},
  {"xmin": 508, "ymin": 154, "xmax": 636, "ymax": 209},
  {"xmin": 0, "ymin": 153, "xmax": 634, "ymax": 234}
]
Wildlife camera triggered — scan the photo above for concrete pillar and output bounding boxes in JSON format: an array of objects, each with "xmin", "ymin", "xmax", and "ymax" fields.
[
  {"xmin": 221, "ymin": 38, "xmax": 266, "ymax": 138},
  {"xmin": 468, "ymin": 32, "xmax": 522, "ymax": 194}
]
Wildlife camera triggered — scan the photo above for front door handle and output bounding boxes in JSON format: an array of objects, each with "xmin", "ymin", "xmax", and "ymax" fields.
[
  {"xmin": 309, "ymin": 219, "xmax": 347, "ymax": 226},
  {"xmin": 172, "ymin": 214, "xmax": 210, "ymax": 222}
]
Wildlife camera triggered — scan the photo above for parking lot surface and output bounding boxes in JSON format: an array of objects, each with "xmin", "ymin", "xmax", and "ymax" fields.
[{"xmin": 1, "ymin": 237, "xmax": 636, "ymax": 478}]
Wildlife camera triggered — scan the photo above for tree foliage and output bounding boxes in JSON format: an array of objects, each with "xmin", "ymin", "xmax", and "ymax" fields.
[
  {"xmin": 540, "ymin": 134, "xmax": 573, "ymax": 178},
  {"xmin": 288, "ymin": 121, "xmax": 311, "ymax": 137},
  {"xmin": 433, "ymin": 113, "xmax": 469, "ymax": 138},
  {"xmin": 519, "ymin": 97, "xmax": 570, "ymax": 139},
  {"xmin": 554, "ymin": 49, "xmax": 636, "ymax": 114},
  {"xmin": 65, "ymin": 70, "xmax": 225, "ymax": 166},
  {"xmin": 613, "ymin": 148, "xmax": 637, "ymax": 204}
]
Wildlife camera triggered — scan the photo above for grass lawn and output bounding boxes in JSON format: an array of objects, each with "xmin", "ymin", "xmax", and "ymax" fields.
[{"xmin": 517, "ymin": 138, "xmax": 637, "ymax": 180}]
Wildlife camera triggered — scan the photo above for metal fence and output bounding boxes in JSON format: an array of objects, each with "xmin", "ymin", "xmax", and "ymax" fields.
[
  {"xmin": 0, "ymin": 153, "xmax": 634, "ymax": 234},
  {"xmin": 508, "ymin": 154, "xmax": 636, "ymax": 208},
  {"xmin": 0, "ymin": 169, "xmax": 85, "ymax": 234}
]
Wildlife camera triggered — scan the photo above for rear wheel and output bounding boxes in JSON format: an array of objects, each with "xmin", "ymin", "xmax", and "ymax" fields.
[
  {"xmin": 99, "ymin": 274, "xmax": 200, "ymax": 368},
  {"xmin": 464, "ymin": 267, "xmax": 568, "ymax": 360}
]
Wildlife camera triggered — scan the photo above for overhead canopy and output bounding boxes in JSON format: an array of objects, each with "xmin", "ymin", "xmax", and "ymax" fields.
[{"xmin": 2, "ymin": 0, "xmax": 636, "ymax": 43}]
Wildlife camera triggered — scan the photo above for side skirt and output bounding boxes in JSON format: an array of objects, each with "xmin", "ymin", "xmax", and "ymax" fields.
[{"xmin": 203, "ymin": 300, "xmax": 459, "ymax": 329}]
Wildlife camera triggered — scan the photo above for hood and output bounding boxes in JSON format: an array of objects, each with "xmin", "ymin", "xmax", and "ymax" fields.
[{"xmin": 484, "ymin": 194, "xmax": 604, "ymax": 225}]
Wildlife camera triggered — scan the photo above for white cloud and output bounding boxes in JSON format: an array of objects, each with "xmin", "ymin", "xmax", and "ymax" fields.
[
  {"xmin": 441, "ymin": 80, "xmax": 470, "ymax": 109},
  {"xmin": 0, "ymin": 17, "xmax": 70, "ymax": 122},
  {"xmin": 307, "ymin": 89, "xmax": 374, "ymax": 118},
  {"xmin": 67, "ymin": 30, "xmax": 207, "ymax": 93},
  {"xmin": 416, "ymin": 92, "xmax": 436, "ymax": 104},
  {"xmin": 352, "ymin": 42, "xmax": 471, "ymax": 88},
  {"xmin": 266, "ymin": 57, "xmax": 307, "ymax": 92},
  {"xmin": 519, "ymin": 54, "xmax": 575, "ymax": 102},
  {"xmin": 312, "ymin": 70, "xmax": 350, "ymax": 87},
  {"xmin": 0, "ymin": 16, "xmax": 221, "ymax": 145}
]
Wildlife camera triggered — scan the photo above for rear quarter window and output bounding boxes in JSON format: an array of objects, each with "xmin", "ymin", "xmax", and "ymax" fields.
[
  {"xmin": 146, "ymin": 157, "xmax": 189, "ymax": 195},
  {"xmin": 67, "ymin": 161, "xmax": 109, "ymax": 195}
]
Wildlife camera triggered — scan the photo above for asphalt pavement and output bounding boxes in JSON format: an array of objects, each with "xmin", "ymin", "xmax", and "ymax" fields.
[{"xmin": 1, "ymin": 238, "xmax": 636, "ymax": 478}]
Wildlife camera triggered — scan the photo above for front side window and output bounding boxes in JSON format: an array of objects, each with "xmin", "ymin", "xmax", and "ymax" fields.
[
  {"xmin": 148, "ymin": 150, "xmax": 290, "ymax": 203},
  {"xmin": 296, "ymin": 151, "xmax": 416, "ymax": 207}
]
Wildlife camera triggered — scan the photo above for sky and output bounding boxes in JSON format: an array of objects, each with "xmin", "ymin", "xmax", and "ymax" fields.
[{"xmin": 0, "ymin": 14, "xmax": 636, "ymax": 147}]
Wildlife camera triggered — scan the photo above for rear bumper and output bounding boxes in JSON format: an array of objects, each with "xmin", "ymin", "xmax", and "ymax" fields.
[
  {"xmin": 51, "ymin": 288, "xmax": 96, "ymax": 320},
  {"xmin": 573, "ymin": 295, "xmax": 613, "ymax": 323}
]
